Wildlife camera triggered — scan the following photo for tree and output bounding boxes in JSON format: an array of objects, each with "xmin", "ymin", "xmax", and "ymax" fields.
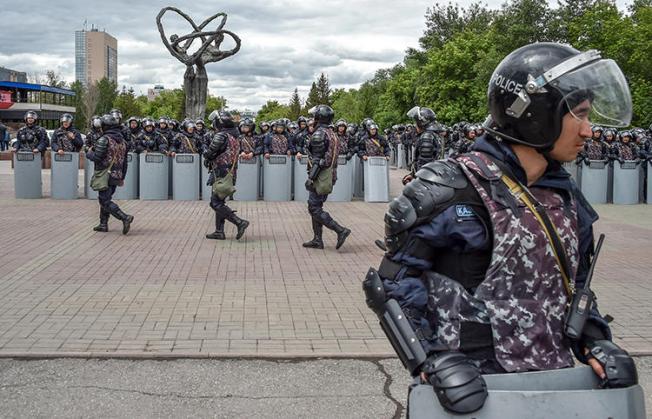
[
  {"xmin": 257, "ymin": 100, "xmax": 291, "ymax": 122},
  {"xmin": 113, "ymin": 86, "xmax": 143, "ymax": 120},
  {"xmin": 289, "ymin": 88, "xmax": 302, "ymax": 120},
  {"xmin": 316, "ymin": 73, "xmax": 332, "ymax": 105},
  {"xmin": 95, "ymin": 78, "xmax": 118, "ymax": 116},
  {"xmin": 304, "ymin": 82, "xmax": 320, "ymax": 111},
  {"xmin": 45, "ymin": 70, "xmax": 67, "ymax": 88}
]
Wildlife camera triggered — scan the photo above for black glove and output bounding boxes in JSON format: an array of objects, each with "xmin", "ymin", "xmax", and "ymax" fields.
[
  {"xmin": 304, "ymin": 178, "xmax": 315, "ymax": 191},
  {"xmin": 586, "ymin": 340, "xmax": 638, "ymax": 388},
  {"xmin": 421, "ymin": 352, "xmax": 488, "ymax": 414}
]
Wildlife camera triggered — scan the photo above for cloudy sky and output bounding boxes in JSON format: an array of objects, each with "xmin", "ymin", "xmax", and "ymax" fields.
[{"xmin": 0, "ymin": 0, "xmax": 633, "ymax": 111}]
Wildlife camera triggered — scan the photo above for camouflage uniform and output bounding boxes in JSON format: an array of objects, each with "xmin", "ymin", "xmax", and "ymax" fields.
[
  {"xmin": 265, "ymin": 134, "xmax": 289, "ymax": 155},
  {"xmin": 362, "ymin": 135, "xmax": 390, "ymax": 158},
  {"xmin": 379, "ymin": 135, "xmax": 609, "ymax": 374},
  {"xmin": 51, "ymin": 127, "xmax": 83, "ymax": 152},
  {"xmin": 583, "ymin": 138, "xmax": 607, "ymax": 160}
]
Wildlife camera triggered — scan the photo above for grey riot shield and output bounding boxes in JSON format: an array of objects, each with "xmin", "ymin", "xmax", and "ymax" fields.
[
  {"xmin": 293, "ymin": 156, "xmax": 309, "ymax": 202},
  {"xmin": 563, "ymin": 161, "xmax": 582, "ymax": 186},
  {"xmin": 172, "ymin": 153, "xmax": 199, "ymax": 201},
  {"xmin": 328, "ymin": 156, "xmax": 353, "ymax": 202},
  {"xmin": 14, "ymin": 152, "xmax": 42, "ymax": 199},
  {"xmin": 234, "ymin": 156, "xmax": 259, "ymax": 201},
  {"xmin": 139, "ymin": 153, "xmax": 169, "ymax": 200},
  {"xmin": 648, "ymin": 161, "xmax": 652, "ymax": 205},
  {"xmin": 51, "ymin": 152, "xmax": 79, "ymax": 200},
  {"xmin": 353, "ymin": 157, "xmax": 365, "ymax": 198},
  {"xmin": 407, "ymin": 365, "xmax": 646, "ymax": 419},
  {"xmin": 113, "ymin": 152, "xmax": 138, "ymax": 200},
  {"xmin": 580, "ymin": 160, "xmax": 609, "ymax": 204},
  {"xmin": 613, "ymin": 160, "xmax": 640, "ymax": 205},
  {"xmin": 397, "ymin": 144, "xmax": 406, "ymax": 169},
  {"xmin": 263, "ymin": 155, "xmax": 292, "ymax": 201},
  {"xmin": 363, "ymin": 157, "xmax": 390, "ymax": 203}
]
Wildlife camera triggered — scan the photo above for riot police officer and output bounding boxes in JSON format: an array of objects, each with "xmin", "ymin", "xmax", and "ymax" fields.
[
  {"xmin": 364, "ymin": 42, "xmax": 637, "ymax": 414},
  {"xmin": 135, "ymin": 118, "xmax": 167, "ymax": 153},
  {"xmin": 51, "ymin": 113, "xmax": 83, "ymax": 153},
  {"xmin": 125, "ymin": 116, "xmax": 141, "ymax": 146},
  {"xmin": 170, "ymin": 119, "xmax": 201, "ymax": 155},
  {"xmin": 156, "ymin": 117, "xmax": 174, "ymax": 153},
  {"xmin": 86, "ymin": 114, "xmax": 133, "ymax": 234},
  {"xmin": 614, "ymin": 130, "xmax": 638, "ymax": 162},
  {"xmin": 238, "ymin": 117, "xmax": 260, "ymax": 158},
  {"xmin": 359, "ymin": 123, "xmax": 390, "ymax": 160},
  {"xmin": 14, "ymin": 111, "xmax": 48, "ymax": 153},
  {"xmin": 204, "ymin": 109, "xmax": 249, "ymax": 240},
  {"xmin": 406, "ymin": 106, "xmax": 442, "ymax": 177},
  {"xmin": 85, "ymin": 115, "xmax": 103, "ymax": 150},
  {"xmin": 334, "ymin": 119, "xmax": 350, "ymax": 157},
  {"xmin": 302, "ymin": 105, "xmax": 351, "ymax": 250},
  {"xmin": 264, "ymin": 120, "xmax": 293, "ymax": 158}
]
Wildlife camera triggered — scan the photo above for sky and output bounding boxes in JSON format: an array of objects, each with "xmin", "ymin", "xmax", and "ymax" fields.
[{"xmin": 0, "ymin": 0, "xmax": 633, "ymax": 112}]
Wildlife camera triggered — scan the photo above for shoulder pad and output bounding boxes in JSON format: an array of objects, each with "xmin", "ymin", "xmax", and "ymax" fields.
[
  {"xmin": 420, "ymin": 131, "xmax": 437, "ymax": 141},
  {"xmin": 96, "ymin": 135, "xmax": 109, "ymax": 147},
  {"xmin": 311, "ymin": 129, "xmax": 326, "ymax": 141},
  {"xmin": 416, "ymin": 160, "xmax": 467, "ymax": 189}
]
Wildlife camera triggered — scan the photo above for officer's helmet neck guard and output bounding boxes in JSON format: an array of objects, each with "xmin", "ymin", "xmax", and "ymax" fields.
[{"xmin": 484, "ymin": 43, "xmax": 631, "ymax": 150}]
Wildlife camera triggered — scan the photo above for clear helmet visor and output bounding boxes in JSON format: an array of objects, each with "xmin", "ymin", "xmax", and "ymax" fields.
[
  {"xmin": 406, "ymin": 106, "xmax": 420, "ymax": 119},
  {"xmin": 552, "ymin": 59, "xmax": 631, "ymax": 128}
]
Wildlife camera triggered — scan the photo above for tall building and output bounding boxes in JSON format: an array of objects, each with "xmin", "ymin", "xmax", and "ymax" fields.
[
  {"xmin": 0, "ymin": 67, "xmax": 27, "ymax": 83},
  {"xmin": 147, "ymin": 85, "xmax": 166, "ymax": 101},
  {"xmin": 75, "ymin": 26, "xmax": 118, "ymax": 86}
]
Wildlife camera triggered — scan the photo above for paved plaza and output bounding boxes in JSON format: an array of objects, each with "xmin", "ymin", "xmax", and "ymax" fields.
[{"xmin": 0, "ymin": 160, "xmax": 651, "ymax": 358}]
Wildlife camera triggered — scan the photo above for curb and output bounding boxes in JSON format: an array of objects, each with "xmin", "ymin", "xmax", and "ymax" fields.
[{"xmin": 0, "ymin": 349, "xmax": 651, "ymax": 360}]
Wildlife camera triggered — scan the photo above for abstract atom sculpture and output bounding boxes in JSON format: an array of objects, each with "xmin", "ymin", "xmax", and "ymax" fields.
[{"xmin": 156, "ymin": 7, "xmax": 241, "ymax": 120}]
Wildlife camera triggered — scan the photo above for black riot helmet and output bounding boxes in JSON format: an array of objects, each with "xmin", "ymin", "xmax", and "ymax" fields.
[
  {"xmin": 142, "ymin": 118, "xmax": 155, "ymax": 131},
  {"xmin": 181, "ymin": 119, "xmax": 196, "ymax": 133},
  {"xmin": 335, "ymin": 119, "xmax": 347, "ymax": 128},
  {"xmin": 297, "ymin": 116, "xmax": 307, "ymax": 126},
  {"xmin": 195, "ymin": 119, "xmax": 205, "ymax": 129},
  {"xmin": 127, "ymin": 116, "xmax": 139, "ymax": 128},
  {"xmin": 91, "ymin": 115, "xmax": 102, "ymax": 130},
  {"xmin": 407, "ymin": 106, "xmax": 437, "ymax": 129},
  {"xmin": 208, "ymin": 109, "xmax": 234, "ymax": 129},
  {"xmin": 24, "ymin": 110, "xmax": 38, "ymax": 125},
  {"xmin": 239, "ymin": 117, "xmax": 255, "ymax": 133},
  {"xmin": 158, "ymin": 117, "xmax": 169, "ymax": 128},
  {"xmin": 109, "ymin": 108, "xmax": 123, "ymax": 123},
  {"xmin": 60, "ymin": 113, "xmax": 73, "ymax": 126},
  {"xmin": 308, "ymin": 105, "xmax": 335, "ymax": 125},
  {"xmin": 259, "ymin": 121, "xmax": 270, "ymax": 132},
  {"xmin": 485, "ymin": 42, "xmax": 631, "ymax": 150},
  {"xmin": 100, "ymin": 114, "xmax": 120, "ymax": 130}
]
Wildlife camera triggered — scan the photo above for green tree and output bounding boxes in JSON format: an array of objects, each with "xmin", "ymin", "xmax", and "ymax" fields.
[
  {"xmin": 113, "ymin": 86, "xmax": 143, "ymax": 119},
  {"xmin": 257, "ymin": 100, "xmax": 291, "ymax": 122},
  {"xmin": 304, "ymin": 82, "xmax": 320, "ymax": 111},
  {"xmin": 95, "ymin": 77, "xmax": 118, "ymax": 116},
  {"xmin": 289, "ymin": 88, "xmax": 302, "ymax": 120},
  {"xmin": 316, "ymin": 73, "xmax": 332, "ymax": 105},
  {"xmin": 69, "ymin": 81, "xmax": 87, "ymax": 130}
]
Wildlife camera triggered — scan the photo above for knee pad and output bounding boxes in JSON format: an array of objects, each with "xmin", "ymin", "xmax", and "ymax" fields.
[{"xmin": 422, "ymin": 352, "xmax": 488, "ymax": 414}]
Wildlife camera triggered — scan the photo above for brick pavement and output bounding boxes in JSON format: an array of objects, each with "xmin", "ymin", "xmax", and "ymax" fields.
[{"xmin": 0, "ymin": 160, "xmax": 650, "ymax": 358}]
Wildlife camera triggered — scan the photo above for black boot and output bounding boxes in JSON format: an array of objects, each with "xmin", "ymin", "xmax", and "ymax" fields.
[
  {"xmin": 226, "ymin": 213, "xmax": 250, "ymax": 240},
  {"xmin": 206, "ymin": 213, "xmax": 226, "ymax": 240},
  {"xmin": 303, "ymin": 218, "xmax": 324, "ymax": 249},
  {"xmin": 93, "ymin": 208, "xmax": 110, "ymax": 232},
  {"xmin": 324, "ymin": 218, "xmax": 351, "ymax": 250},
  {"xmin": 109, "ymin": 205, "xmax": 134, "ymax": 235}
]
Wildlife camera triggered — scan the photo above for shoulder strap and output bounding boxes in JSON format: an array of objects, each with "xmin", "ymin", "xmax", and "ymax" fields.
[{"xmin": 497, "ymin": 168, "xmax": 574, "ymax": 296}]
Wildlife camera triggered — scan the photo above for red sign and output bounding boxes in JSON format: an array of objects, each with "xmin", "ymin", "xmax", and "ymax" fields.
[{"xmin": 0, "ymin": 90, "xmax": 12, "ymax": 109}]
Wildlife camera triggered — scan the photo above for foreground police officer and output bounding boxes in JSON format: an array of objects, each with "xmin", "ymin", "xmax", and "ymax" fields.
[
  {"xmin": 14, "ymin": 111, "xmax": 48, "ymax": 154},
  {"xmin": 204, "ymin": 110, "xmax": 249, "ymax": 240},
  {"xmin": 51, "ymin": 113, "xmax": 83, "ymax": 153},
  {"xmin": 302, "ymin": 105, "xmax": 350, "ymax": 250},
  {"xmin": 86, "ymin": 114, "xmax": 134, "ymax": 234},
  {"xmin": 363, "ymin": 42, "xmax": 637, "ymax": 415}
]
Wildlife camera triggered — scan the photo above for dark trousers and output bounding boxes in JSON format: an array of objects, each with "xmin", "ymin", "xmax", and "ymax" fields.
[
  {"xmin": 308, "ymin": 191, "xmax": 334, "ymax": 226},
  {"xmin": 98, "ymin": 185, "xmax": 117, "ymax": 210}
]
